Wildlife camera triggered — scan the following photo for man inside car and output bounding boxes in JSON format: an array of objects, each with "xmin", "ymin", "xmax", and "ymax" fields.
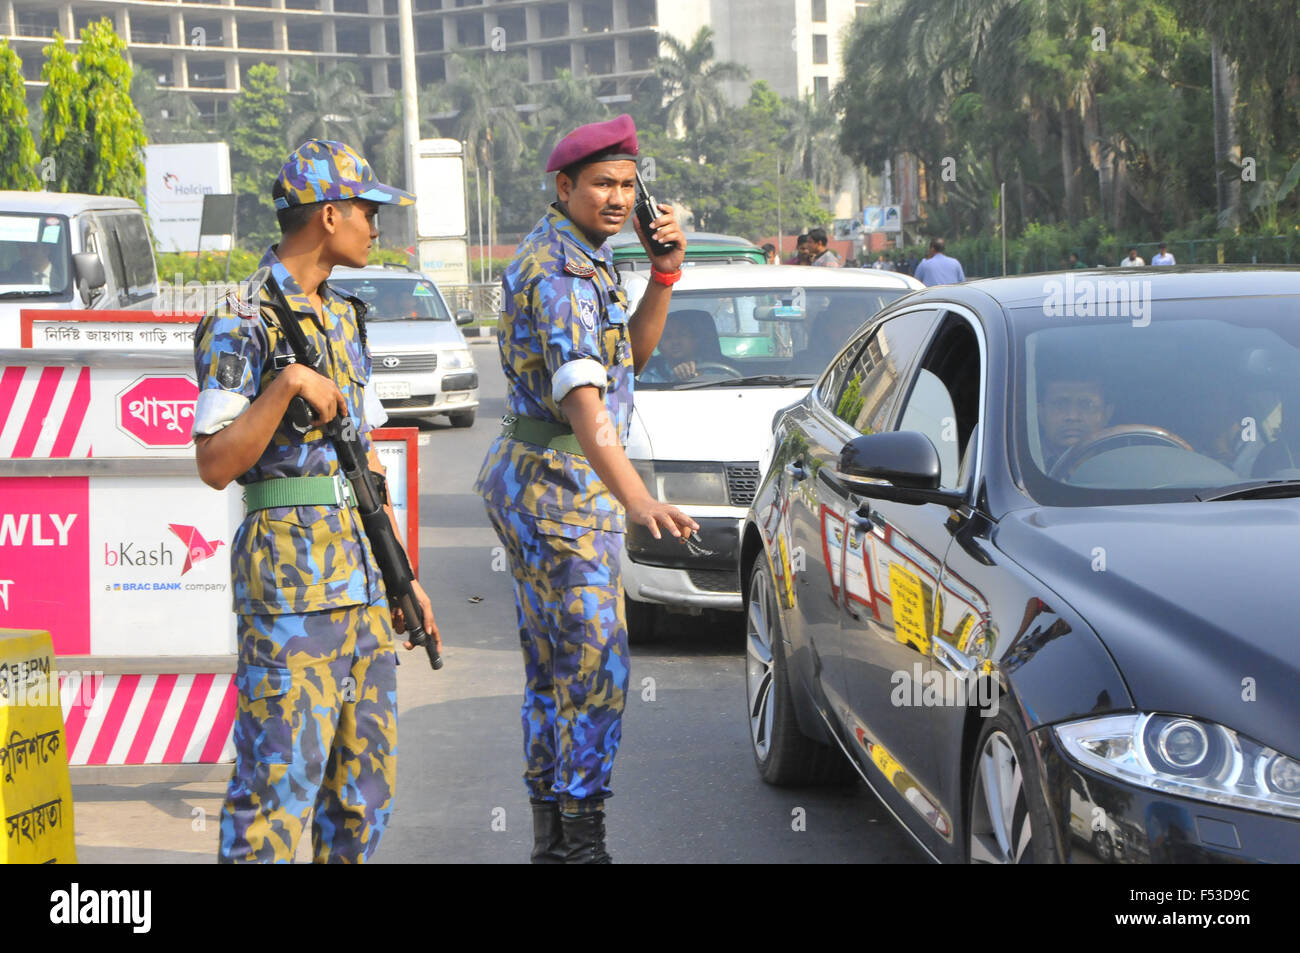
[
  {"xmin": 1039, "ymin": 377, "xmax": 1114, "ymax": 472},
  {"xmin": 639, "ymin": 315, "xmax": 704, "ymax": 382}
]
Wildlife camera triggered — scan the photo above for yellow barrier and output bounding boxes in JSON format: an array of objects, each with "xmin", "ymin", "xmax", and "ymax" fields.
[{"xmin": 0, "ymin": 629, "xmax": 76, "ymax": 863}]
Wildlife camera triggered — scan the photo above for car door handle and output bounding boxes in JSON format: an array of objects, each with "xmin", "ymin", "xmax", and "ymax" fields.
[{"xmin": 785, "ymin": 459, "xmax": 807, "ymax": 482}]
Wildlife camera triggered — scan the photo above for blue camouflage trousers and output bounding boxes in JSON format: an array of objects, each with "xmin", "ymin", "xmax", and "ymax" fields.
[
  {"xmin": 485, "ymin": 505, "xmax": 629, "ymax": 815},
  {"xmin": 219, "ymin": 602, "xmax": 398, "ymax": 863}
]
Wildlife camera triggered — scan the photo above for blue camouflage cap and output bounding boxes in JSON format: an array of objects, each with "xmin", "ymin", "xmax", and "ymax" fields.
[{"xmin": 273, "ymin": 139, "xmax": 414, "ymax": 209}]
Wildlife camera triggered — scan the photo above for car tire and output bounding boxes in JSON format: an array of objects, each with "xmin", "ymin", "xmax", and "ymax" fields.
[
  {"xmin": 1091, "ymin": 830, "xmax": 1116, "ymax": 864},
  {"xmin": 625, "ymin": 596, "xmax": 658, "ymax": 644},
  {"xmin": 966, "ymin": 706, "xmax": 1061, "ymax": 863},
  {"xmin": 746, "ymin": 559, "xmax": 850, "ymax": 786},
  {"xmin": 448, "ymin": 409, "xmax": 476, "ymax": 428}
]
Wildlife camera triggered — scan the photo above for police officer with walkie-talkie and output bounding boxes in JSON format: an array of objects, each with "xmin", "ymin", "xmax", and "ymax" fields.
[
  {"xmin": 475, "ymin": 114, "xmax": 696, "ymax": 863},
  {"xmin": 191, "ymin": 139, "xmax": 439, "ymax": 864}
]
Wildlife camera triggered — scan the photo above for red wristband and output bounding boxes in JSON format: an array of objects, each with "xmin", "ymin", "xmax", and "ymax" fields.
[{"xmin": 650, "ymin": 267, "xmax": 683, "ymax": 286}]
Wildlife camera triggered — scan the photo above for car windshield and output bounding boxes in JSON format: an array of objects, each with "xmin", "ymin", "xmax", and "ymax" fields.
[
  {"xmin": 1013, "ymin": 293, "xmax": 1300, "ymax": 505},
  {"xmin": 637, "ymin": 287, "xmax": 908, "ymax": 388},
  {"xmin": 328, "ymin": 275, "xmax": 451, "ymax": 321},
  {"xmin": 0, "ymin": 213, "xmax": 71, "ymax": 297}
]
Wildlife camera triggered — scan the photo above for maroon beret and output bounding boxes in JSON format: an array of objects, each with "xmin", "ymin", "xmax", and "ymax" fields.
[{"xmin": 546, "ymin": 114, "xmax": 639, "ymax": 173}]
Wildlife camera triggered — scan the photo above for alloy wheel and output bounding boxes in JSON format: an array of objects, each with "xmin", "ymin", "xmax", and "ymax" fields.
[
  {"xmin": 969, "ymin": 730, "xmax": 1035, "ymax": 863},
  {"xmin": 745, "ymin": 565, "xmax": 777, "ymax": 760}
]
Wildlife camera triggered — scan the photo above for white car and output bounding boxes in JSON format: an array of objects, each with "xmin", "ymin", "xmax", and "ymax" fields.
[
  {"xmin": 328, "ymin": 265, "xmax": 480, "ymax": 427},
  {"xmin": 621, "ymin": 264, "xmax": 923, "ymax": 636}
]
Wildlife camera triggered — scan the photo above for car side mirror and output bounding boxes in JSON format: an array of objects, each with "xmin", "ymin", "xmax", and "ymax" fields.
[
  {"xmin": 837, "ymin": 431, "xmax": 966, "ymax": 507},
  {"xmin": 454, "ymin": 308, "xmax": 473, "ymax": 326},
  {"xmin": 73, "ymin": 252, "xmax": 106, "ymax": 305}
]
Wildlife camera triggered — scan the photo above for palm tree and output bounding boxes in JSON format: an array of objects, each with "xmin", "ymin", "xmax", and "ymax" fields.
[
  {"xmin": 444, "ymin": 52, "xmax": 528, "ymax": 259},
  {"xmin": 533, "ymin": 68, "xmax": 608, "ymax": 156},
  {"xmin": 285, "ymin": 62, "xmax": 370, "ymax": 149},
  {"xmin": 782, "ymin": 94, "xmax": 848, "ymax": 200},
  {"xmin": 654, "ymin": 26, "xmax": 749, "ymax": 134}
]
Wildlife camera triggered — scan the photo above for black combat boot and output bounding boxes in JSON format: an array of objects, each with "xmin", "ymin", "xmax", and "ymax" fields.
[
  {"xmin": 560, "ymin": 810, "xmax": 612, "ymax": 864},
  {"xmin": 530, "ymin": 799, "xmax": 566, "ymax": 864}
]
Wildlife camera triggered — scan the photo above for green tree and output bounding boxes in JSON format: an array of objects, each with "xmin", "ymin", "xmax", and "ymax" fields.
[
  {"xmin": 653, "ymin": 26, "xmax": 749, "ymax": 133},
  {"xmin": 0, "ymin": 41, "xmax": 39, "ymax": 190},
  {"xmin": 39, "ymin": 32, "xmax": 89, "ymax": 193},
  {"xmin": 228, "ymin": 63, "xmax": 287, "ymax": 250},
  {"xmin": 77, "ymin": 18, "xmax": 147, "ymax": 199}
]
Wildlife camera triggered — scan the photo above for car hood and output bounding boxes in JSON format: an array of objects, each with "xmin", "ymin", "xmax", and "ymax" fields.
[
  {"xmin": 628, "ymin": 386, "xmax": 807, "ymax": 466},
  {"xmin": 995, "ymin": 500, "xmax": 1300, "ymax": 756},
  {"xmin": 365, "ymin": 320, "xmax": 466, "ymax": 350}
]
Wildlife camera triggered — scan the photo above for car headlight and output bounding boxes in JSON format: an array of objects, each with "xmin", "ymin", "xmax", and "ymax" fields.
[
  {"xmin": 631, "ymin": 461, "xmax": 730, "ymax": 505},
  {"xmin": 1055, "ymin": 713, "xmax": 1300, "ymax": 819},
  {"xmin": 442, "ymin": 349, "xmax": 474, "ymax": 370}
]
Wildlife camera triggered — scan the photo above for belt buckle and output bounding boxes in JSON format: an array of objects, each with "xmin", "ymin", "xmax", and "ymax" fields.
[
  {"xmin": 333, "ymin": 472, "xmax": 351, "ymax": 507},
  {"xmin": 501, "ymin": 413, "xmax": 518, "ymax": 436}
]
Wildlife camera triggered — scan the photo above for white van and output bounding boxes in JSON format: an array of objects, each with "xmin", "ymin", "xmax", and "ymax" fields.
[{"xmin": 0, "ymin": 191, "xmax": 160, "ymax": 348}]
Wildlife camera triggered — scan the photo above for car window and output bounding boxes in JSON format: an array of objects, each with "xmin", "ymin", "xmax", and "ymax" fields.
[
  {"xmin": 91, "ymin": 215, "xmax": 128, "ymax": 303},
  {"xmin": 894, "ymin": 315, "xmax": 982, "ymax": 489},
  {"xmin": 328, "ymin": 275, "xmax": 452, "ymax": 321},
  {"xmin": 107, "ymin": 213, "xmax": 157, "ymax": 300},
  {"xmin": 1013, "ymin": 298, "xmax": 1300, "ymax": 503},
  {"xmin": 830, "ymin": 310, "xmax": 939, "ymax": 433},
  {"xmin": 0, "ymin": 213, "xmax": 72, "ymax": 299},
  {"xmin": 636, "ymin": 286, "xmax": 909, "ymax": 388}
]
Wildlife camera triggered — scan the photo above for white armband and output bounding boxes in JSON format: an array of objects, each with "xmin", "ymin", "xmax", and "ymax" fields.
[
  {"xmin": 552, "ymin": 358, "xmax": 608, "ymax": 405},
  {"xmin": 192, "ymin": 388, "xmax": 250, "ymax": 436},
  {"xmin": 363, "ymin": 383, "xmax": 388, "ymax": 429}
]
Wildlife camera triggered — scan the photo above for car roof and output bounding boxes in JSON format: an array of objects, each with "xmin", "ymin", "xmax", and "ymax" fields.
[
  {"xmin": 608, "ymin": 230, "xmax": 757, "ymax": 248},
  {"xmin": 0, "ymin": 191, "xmax": 142, "ymax": 215},
  {"xmin": 622, "ymin": 263, "xmax": 923, "ymax": 292},
  {"xmin": 950, "ymin": 266, "xmax": 1300, "ymax": 311},
  {"xmin": 329, "ymin": 264, "xmax": 428, "ymax": 280}
]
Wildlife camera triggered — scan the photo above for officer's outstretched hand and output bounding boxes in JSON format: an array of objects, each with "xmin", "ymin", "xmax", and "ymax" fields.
[
  {"xmin": 633, "ymin": 202, "xmax": 686, "ymax": 274},
  {"xmin": 287, "ymin": 363, "xmax": 348, "ymax": 424},
  {"xmin": 398, "ymin": 580, "xmax": 441, "ymax": 654},
  {"xmin": 629, "ymin": 495, "xmax": 699, "ymax": 542}
]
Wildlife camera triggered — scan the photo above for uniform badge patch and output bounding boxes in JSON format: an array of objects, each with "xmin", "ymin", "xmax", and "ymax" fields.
[
  {"xmin": 216, "ymin": 351, "xmax": 246, "ymax": 389},
  {"xmin": 578, "ymin": 298, "xmax": 598, "ymax": 330},
  {"xmin": 564, "ymin": 258, "xmax": 596, "ymax": 278}
]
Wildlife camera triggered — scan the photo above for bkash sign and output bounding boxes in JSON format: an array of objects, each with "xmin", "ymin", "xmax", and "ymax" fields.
[{"xmin": 144, "ymin": 143, "xmax": 232, "ymax": 252}]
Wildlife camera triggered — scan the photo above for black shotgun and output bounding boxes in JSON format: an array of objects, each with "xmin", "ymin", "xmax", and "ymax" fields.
[{"xmin": 263, "ymin": 277, "xmax": 443, "ymax": 671}]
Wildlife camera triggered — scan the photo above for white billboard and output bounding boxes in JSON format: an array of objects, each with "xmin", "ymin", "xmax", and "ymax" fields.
[
  {"xmin": 144, "ymin": 143, "xmax": 232, "ymax": 252},
  {"xmin": 413, "ymin": 139, "xmax": 467, "ymax": 239}
]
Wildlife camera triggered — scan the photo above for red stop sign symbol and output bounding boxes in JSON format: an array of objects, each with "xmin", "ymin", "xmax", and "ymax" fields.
[{"xmin": 117, "ymin": 375, "xmax": 199, "ymax": 447}]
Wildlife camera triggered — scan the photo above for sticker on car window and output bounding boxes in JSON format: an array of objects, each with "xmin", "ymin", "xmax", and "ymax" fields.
[
  {"xmin": 413, "ymin": 283, "xmax": 434, "ymax": 296},
  {"xmin": 0, "ymin": 215, "xmax": 40, "ymax": 243},
  {"xmin": 40, "ymin": 223, "xmax": 61, "ymax": 243}
]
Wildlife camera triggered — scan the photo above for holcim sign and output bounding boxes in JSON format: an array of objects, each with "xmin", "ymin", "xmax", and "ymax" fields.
[{"xmin": 116, "ymin": 375, "xmax": 199, "ymax": 448}]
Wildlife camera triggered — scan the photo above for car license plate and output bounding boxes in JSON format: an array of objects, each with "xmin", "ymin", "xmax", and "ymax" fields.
[{"xmin": 376, "ymin": 381, "xmax": 411, "ymax": 399}]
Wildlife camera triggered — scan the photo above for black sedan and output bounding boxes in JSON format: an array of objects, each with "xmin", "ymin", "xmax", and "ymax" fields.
[{"xmin": 740, "ymin": 269, "xmax": 1300, "ymax": 863}]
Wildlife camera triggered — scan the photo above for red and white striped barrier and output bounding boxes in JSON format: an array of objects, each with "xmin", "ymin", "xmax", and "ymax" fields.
[
  {"xmin": 0, "ymin": 365, "xmax": 92, "ymax": 459},
  {"xmin": 60, "ymin": 673, "xmax": 236, "ymax": 766}
]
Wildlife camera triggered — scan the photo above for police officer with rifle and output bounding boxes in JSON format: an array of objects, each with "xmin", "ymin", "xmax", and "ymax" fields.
[{"xmin": 192, "ymin": 140, "xmax": 439, "ymax": 863}]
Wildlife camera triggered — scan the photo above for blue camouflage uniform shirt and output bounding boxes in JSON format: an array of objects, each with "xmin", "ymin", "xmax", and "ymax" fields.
[
  {"xmin": 474, "ymin": 204, "xmax": 635, "ymax": 532},
  {"xmin": 191, "ymin": 246, "xmax": 389, "ymax": 615}
]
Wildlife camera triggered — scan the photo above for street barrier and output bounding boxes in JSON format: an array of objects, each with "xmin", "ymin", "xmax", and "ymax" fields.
[
  {"xmin": 1, "ymin": 628, "xmax": 77, "ymax": 863},
  {"xmin": 1, "ymin": 310, "xmax": 420, "ymax": 783}
]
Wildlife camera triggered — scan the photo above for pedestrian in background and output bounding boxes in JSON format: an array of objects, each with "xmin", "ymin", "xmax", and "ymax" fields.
[
  {"xmin": 1121, "ymin": 247, "xmax": 1145, "ymax": 267},
  {"xmin": 762, "ymin": 242, "xmax": 778, "ymax": 264},
  {"xmin": 191, "ymin": 140, "xmax": 438, "ymax": 863},
  {"xmin": 912, "ymin": 237, "xmax": 966, "ymax": 286},
  {"xmin": 474, "ymin": 115, "xmax": 697, "ymax": 863},
  {"xmin": 807, "ymin": 227, "xmax": 842, "ymax": 267},
  {"xmin": 1152, "ymin": 242, "xmax": 1176, "ymax": 266},
  {"xmin": 792, "ymin": 233, "xmax": 811, "ymax": 264}
]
